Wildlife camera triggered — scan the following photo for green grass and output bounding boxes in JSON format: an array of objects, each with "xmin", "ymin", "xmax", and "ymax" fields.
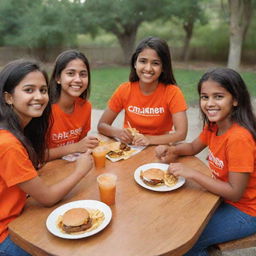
[
  {"xmin": 90, "ymin": 66, "xmax": 256, "ymax": 109},
  {"xmin": 90, "ymin": 67, "xmax": 129, "ymax": 109}
]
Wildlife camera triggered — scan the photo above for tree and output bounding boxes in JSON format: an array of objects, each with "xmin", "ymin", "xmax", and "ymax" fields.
[
  {"xmin": 79, "ymin": 0, "xmax": 165, "ymax": 63},
  {"xmin": 162, "ymin": 0, "xmax": 207, "ymax": 62},
  {"xmin": 0, "ymin": 0, "xmax": 80, "ymax": 61},
  {"xmin": 0, "ymin": 0, "xmax": 33, "ymax": 45},
  {"xmin": 227, "ymin": 0, "xmax": 253, "ymax": 70}
]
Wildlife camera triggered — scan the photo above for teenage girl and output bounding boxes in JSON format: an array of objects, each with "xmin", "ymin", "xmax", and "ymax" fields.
[
  {"xmin": 156, "ymin": 67, "xmax": 256, "ymax": 255},
  {"xmin": 97, "ymin": 36, "xmax": 188, "ymax": 146},
  {"xmin": 0, "ymin": 59, "xmax": 93, "ymax": 256},
  {"xmin": 47, "ymin": 49, "xmax": 98, "ymax": 161}
]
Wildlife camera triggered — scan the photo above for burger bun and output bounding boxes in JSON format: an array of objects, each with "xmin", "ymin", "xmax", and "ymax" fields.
[
  {"xmin": 61, "ymin": 208, "xmax": 92, "ymax": 233},
  {"xmin": 140, "ymin": 168, "xmax": 165, "ymax": 186}
]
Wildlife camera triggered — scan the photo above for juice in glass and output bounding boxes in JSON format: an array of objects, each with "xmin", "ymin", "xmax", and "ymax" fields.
[
  {"xmin": 92, "ymin": 146, "xmax": 108, "ymax": 169},
  {"xmin": 97, "ymin": 173, "xmax": 117, "ymax": 205}
]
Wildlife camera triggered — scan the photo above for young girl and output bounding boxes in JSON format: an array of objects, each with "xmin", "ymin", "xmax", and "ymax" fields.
[
  {"xmin": 97, "ymin": 37, "xmax": 188, "ymax": 146},
  {"xmin": 156, "ymin": 67, "xmax": 256, "ymax": 255},
  {"xmin": 47, "ymin": 49, "xmax": 98, "ymax": 161},
  {"xmin": 0, "ymin": 59, "xmax": 93, "ymax": 256}
]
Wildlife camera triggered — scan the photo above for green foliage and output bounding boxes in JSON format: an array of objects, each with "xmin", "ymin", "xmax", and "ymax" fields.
[
  {"xmin": 10, "ymin": 0, "xmax": 79, "ymax": 48},
  {"xmin": 81, "ymin": 0, "xmax": 166, "ymax": 32},
  {"xmin": 79, "ymin": 0, "xmax": 169, "ymax": 61},
  {"xmin": 163, "ymin": 0, "xmax": 207, "ymax": 25},
  {"xmin": 0, "ymin": 0, "xmax": 255, "ymax": 64},
  {"xmin": 137, "ymin": 20, "xmax": 185, "ymax": 47},
  {"xmin": 0, "ymin": 0, "xmax": 80, "ymax": 50},
  {"xmin": 0, "ymin": 0, "xmax": 34, "ymax": 45},
  {"xmin": 77, "ymin": 32, "xmax": 118, "ymax": 47},
  {"xmin": 192, "ymin": 23, "xmax": 229, "ymax": 53},
  {"xmin": 244, "ymin": 17, "xmax": 256, "ymax": 49}
]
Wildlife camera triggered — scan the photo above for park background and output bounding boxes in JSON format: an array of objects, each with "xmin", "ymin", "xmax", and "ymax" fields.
[
  {"xmin": 1, "ymin": 2, "xmax": 256, "ymax": 254},
  {"xmin": 0, "ymin": 0, "xmax": 255, "ymax": 110}
]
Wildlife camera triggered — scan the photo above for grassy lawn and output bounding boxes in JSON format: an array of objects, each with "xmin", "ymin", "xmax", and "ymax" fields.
[{"xmin": 90, "ymin": 66, "xmax": 256, "ymax": 109}]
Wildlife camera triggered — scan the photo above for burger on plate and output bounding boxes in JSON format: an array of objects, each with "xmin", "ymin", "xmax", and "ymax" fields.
[
  {"xmin": 140, "ymin": 168, "xmax": 165, "ymax": 186},
  {"xmin": 60, "ymin": 208, "xmax": 92, "ymax": 233}
]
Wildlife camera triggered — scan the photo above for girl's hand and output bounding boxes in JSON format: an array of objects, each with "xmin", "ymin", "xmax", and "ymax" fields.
[
  {"xmin": 132, "ymin": 134, "xmax": 150, "ymax": 146},
  {"xmin": 77, "ymin": 136, "xmax": 99, "ymax": 151},
  {"xmin": 75, "ymin": 150, "xmax": 93, "ymax": 177},
  {"xmin": 168, "ymin": 163, "xmax": 195, "ymax": 179},
  {"xmin": 117, "ymin": 128, "xmax": 134, "ymax": 144},
  {"xmin": 155, "ymin": 145, "xmax": 178, "ymax": 163}
]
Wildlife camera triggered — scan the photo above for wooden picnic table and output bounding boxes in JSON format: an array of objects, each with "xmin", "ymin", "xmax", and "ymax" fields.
[{"xmin": 8, "ymin": 146, "xmax": 220, "ymax": 256}]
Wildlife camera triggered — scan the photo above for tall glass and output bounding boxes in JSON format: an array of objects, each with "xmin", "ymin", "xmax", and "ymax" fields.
[
  {"xmin": 97, "ymin": 173, "xmax": 117, "ymax": 206},
  {"xmin": 92, "ymin": 146, "xmax": 108, "ymax": 169}
]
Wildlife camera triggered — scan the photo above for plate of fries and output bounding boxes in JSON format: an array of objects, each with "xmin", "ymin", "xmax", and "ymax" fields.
[
  {"xmin": 134, "ymin": 163, "xmax": 185, "ymax": 192},
  {"xmin": 46, "ymin": 200, "xmax": 112, "ymax": 239}
]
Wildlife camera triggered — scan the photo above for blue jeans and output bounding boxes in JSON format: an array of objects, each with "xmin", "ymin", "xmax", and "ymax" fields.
[
  {"xmin": 184, "ymin": 202, "xmax": 256, "ymax": 256},
  {"xmin": 0, "ymin": 236, "xmax": 31, "ymax": 256}
]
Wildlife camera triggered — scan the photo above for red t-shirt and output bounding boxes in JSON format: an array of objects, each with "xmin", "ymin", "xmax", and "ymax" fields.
[
  {"xmin": 0, "ymin": 130, "xmax": 37, "ymax": 242},
  {"xmin": 108, "ymin": 81, "xmax": 187, "ymax": 135},
  {"xmin": 200, "ymin": 123, "xmax": 256, "ymax": 216},
  {"xmin": 48, "ymin": 98, "xmax": 91, "ymax": 148}
]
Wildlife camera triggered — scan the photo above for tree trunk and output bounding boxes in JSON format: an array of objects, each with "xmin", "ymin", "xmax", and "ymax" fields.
[
  {"xmin": 115, "ymin": 26, "xmax": 138, "ymax": 64},
  {"xmin": 182, "ymin": 20, "xmax": 194, "ymax": 62},
  {"xmin": 227, "ymin": 0, "xmax": 252, "ymax": 71}
]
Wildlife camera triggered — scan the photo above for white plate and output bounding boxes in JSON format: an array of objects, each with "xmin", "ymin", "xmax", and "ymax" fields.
[
  {"xmin": 106, "ymin": 145, "xmax": 145, "ymax": 162},
  {"xmin": 62, "ymin": 153, "xmax": 81, "ymax": 162},
  {"xmin": 134, "ymin": 163, "xmax": 185, "ymax": 192},
  {"xmin": 46, "ymin": 200, "xmax": 112, "ymax": 239}
]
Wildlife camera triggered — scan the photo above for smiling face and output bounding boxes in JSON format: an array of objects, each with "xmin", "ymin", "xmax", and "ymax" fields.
[
  {"xmin": 135, "ymin": 48, "xmax": 163, "ymax": 88},
  {"xmin": 58, "ymin": 58, "xmax": 88, "ymax": 99},
  {"xmin": 200, "ymin": 80, "xmax": 238, "ymax": 133},
  {"xmin": 4, "ymin": 71, "xmax": 49, "ymax": 127}
]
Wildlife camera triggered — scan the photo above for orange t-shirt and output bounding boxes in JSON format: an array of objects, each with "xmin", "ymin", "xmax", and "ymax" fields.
[
  {"xmin": 0, "ymin": 130, "xmax": 37, "ymax": 242},
  {"xmin": 108, "ymin": 81, "xmax": 187, "ymax": 135},
  {"xmin": 48, "ymin": 98, "xmax": 91, "ymax": 148},
  {"xmin": 200, "ymin": 123, "xmax": 256, "ymax": 216}
]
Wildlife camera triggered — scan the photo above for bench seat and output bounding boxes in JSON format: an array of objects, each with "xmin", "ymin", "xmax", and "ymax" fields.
[{"xmin": 216, "ymin": 233, "xmax": 256, "ymax": 251}]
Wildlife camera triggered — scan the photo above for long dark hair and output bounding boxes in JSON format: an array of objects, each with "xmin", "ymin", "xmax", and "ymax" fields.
[
  {"xmin": 0, "ymin": 59, "xmax": 51, "ymax": 167},
  {"xmin": 198, "ymin": 67, "xmax": 256, "ymax": 139},
  {"xmin": 129, "ymin": 36, "xmax": 176, "ymax": 85},
  {"xmin": 50, "ymin": 49, "xmax": 91, "ymax": 103}
]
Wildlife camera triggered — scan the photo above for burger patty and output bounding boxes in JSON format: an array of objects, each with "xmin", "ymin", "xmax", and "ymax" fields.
[
  {"xmin": 141, "ymin": 177, "xmax": 164, "ymax": 186},
  {"xmin": 119, "ymin": 142, "xmax": 131, "ymax": 151},
  {"xmin": 62, "ymin": 218, "xmax": 92, "ymax": 233},
  {"xmin": 107, "ymin": 150, "xmax": 124, "ymax": 158}
]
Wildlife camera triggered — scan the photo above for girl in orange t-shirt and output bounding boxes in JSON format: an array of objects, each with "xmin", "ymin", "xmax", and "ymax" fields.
[
  {"xmin": 98, "ymin": 37, "xmax": 188, "ymax": 146},
  {"xmin": 47, "ymin": 50, "xmax": 98, "ymax": 161},
  {"xmin": 0, "ymin": 60, "xmax": 93, "ymax": 256},
  {"xmin": 156, "ymin": 68, "xmax": 256, "ymax": 255}
]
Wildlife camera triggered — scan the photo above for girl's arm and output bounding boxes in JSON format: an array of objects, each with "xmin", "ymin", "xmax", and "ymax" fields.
[
  {"xmin": 156, "ymin": 137, "xmax": 206, "ymax": 163},
  {"xmin": 97, "ymin": 107, "xmax": 133, "ymax": 144},
  {"xmin": 169, "ymin": 163, "xmax": 249, "ymax": 202},
  {"xmin": 46, "ymin": 135, "xmax": 99, "ymax": 161},
  {"xmin": 19, "ymin": 151, "xmax": 93, "ymax": 207},
  {"xmin": 133, "ymin": 111, "xmax": 188, "ymax": 146}
]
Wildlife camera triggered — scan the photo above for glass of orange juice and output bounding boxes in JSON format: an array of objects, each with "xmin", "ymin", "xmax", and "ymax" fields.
[
  {"xmin": 92, "ymin": 146, "xmax": 108, "ymax": 169},
  {"xmin": 97, "ymin": 173, "xmax": 117, "ymax": 206}
]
